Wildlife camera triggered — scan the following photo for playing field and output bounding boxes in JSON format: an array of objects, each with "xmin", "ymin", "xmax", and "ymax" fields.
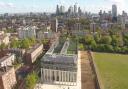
[{"xmin": 94, "ymin": 52, "xmax": 128, "ymax": 89}]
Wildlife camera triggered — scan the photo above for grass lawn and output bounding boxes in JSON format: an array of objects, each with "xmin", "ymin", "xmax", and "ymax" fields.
[{"xmin": 94, "ymin": 52, "xmax": 128, "ymax": 89}]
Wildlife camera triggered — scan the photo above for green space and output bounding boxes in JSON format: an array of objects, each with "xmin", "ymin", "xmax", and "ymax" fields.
[
  {"xmin": 10, "ymin": 37, "xmax": 36, "ymax": 49},
  {"xmin": 53, "ymin": 36, "xmax": 66, "ymax": 53},
  {"xmin": 67, "ymin": 38, "xmax": 77, "ymax": 54},
  {"xmin": 94, "ymin": 52, "xmax": 128, "ymax": 89}
]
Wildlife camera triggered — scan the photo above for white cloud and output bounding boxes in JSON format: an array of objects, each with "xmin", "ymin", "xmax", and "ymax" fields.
[{"xmin": 0, "ymin": 2, "xmax": 15, "ymax": 8}]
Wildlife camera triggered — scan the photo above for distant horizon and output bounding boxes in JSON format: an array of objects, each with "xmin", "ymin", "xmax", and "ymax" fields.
[{"xmin": 0, "ymin": 0, "xmax": 128, "ymax": 14}]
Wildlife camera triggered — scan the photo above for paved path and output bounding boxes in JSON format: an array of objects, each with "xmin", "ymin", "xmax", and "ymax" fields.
[{"xmin": 80, "ymin": 51, "xmax": 96, "ymax": 89}]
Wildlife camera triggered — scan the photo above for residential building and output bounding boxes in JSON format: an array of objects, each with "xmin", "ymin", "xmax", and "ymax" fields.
[
  {"xmin": 24, "ymin": 44, "xmax": 43, "ymax": 64},
  {"xmin": 0, "ymin": 66, "xmax": 17, "ymax": 89},
  {"xmin": 18, "ymin": 26, "xmax": 37, "ymax": 39},
  {"xmin": 0, "ymin": 54, "xmax": 15, "ymax": 67},
  {"xmin": 90, "ymin": 22, "xmax": 96, "ymax": 33},
  {"xmin": 7, "ymin": 48, "xmax": 25, "ymax": 58},
  {"xmin": 0, "ymin": 31, "xmax": 9, "ymax": 45}
]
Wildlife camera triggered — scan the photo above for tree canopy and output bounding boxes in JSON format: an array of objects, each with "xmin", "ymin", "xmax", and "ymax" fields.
[{"xmin": 25, "ymin": 72, "xmax": 38, "ymax": 89}]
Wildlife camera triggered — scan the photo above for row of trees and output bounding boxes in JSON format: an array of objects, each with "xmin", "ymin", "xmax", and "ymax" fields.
[
  {"xmin": 10, "ymin": 37, "xmax": 36, "ymax": 49},
  {"xmin": 84, "ymin": 33, "xmax": 128, "ymax": 53}
]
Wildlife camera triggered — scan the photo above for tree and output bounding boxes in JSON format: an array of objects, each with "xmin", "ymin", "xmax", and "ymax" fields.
[
  {"xmin": 85, "ymin": 35, "xmax": 94, "ymax": 45},
  {"xmin": 94, "ymin": 33, "xmax": 101, "ymax": 43},
  {"xmin": 100, "ymin": 35, "xmax": 112, "ymax": 44},
  {"xmin": 21, "ymin": 38, "xmax": 30, "ymax": 49},
  {"xmin": 90, "ymin": 40, "xmax": 97, "ymax": 50},
  {"xmin": 42, "ymin": 39, "xmax": 49, "ymax": 45},
  {"xmin": 113, "ymin": 46, "xmax": 121, "ymax": 53},
  {"xmin": 25, "ymin": 72, "xmax": 38, "ymax": 89},
  {"xmin": 123, "ymin": 34, "xmax": 128, "ymax": 46},
  {"xmin": 29, "ymin": 37, "xmax": 36, "ymax": 46},
  {"xmin": 111, "ymin": 35, "xmax": 123, "ymax": 46},
  {"xmin": 10, "ymin": 39, "xmax": 19, "ymax": 48},
  {"xmin": 104, "ymin": 44, "xmax": 114, "ymax": 52}
]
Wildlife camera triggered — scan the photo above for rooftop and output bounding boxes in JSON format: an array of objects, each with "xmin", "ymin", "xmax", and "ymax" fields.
[
  {"xmin": 26, "ymin": 44, "xmax": 43, "ymax": 54},
  {"xmin": 42, "ymin": 54, "xmax": 77, "ymax": 64},
  {"xmin": 0, "ymin": 54, "xmax": 13, "ymax": 63},
  {"xmin": 0, "ymin": 66, "xmax": 13, "ymax": 76},
  {"xmin": 41, "ymin": 37, "xmax": 78, "ymax": 71}
]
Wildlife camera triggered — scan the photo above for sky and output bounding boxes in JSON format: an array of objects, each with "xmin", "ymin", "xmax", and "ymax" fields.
[{"xmin": 0, "ymin": 0, "xmax": 128, "ymax": 14}]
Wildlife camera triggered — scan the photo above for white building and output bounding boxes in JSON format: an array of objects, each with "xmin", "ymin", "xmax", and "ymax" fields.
[{"xmin": 18, "ymin": 26, "xmax": 37, "ymax": 39}]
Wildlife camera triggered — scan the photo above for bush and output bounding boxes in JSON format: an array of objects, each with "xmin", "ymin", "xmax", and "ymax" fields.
[
  {"xmin": 79, "ymin": 43, "xmax": 84, "ymax": 50},
  {"xmin": 25, "ymin": 72, "xmax": 38, "ymax": 89}
]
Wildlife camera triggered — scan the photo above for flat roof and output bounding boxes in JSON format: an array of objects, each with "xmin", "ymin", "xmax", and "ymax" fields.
[
  {"xmin": 0, "ymin": 66, "xmax": 13, "ymax": 76},
  {"xmin": 26, "ymin": 44, "xmax": 43, "ymax": 54},
  {"xmin": 42, "ymin": 54, "xmax": 77, "ymax": 64},
  {"xmin": 0, "ymin": 54, "xmax": 13, "ymax": 63}
]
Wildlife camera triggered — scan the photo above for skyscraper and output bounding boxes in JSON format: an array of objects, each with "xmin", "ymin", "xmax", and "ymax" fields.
[
  {"xmin": 68, "ymin": 6, "xmax": 74, "ymax": 14},
  {"xmin": 78, "ymin": 7, "xmax": 82, "ymax": 16},
  {"xmin": 74, "ymin": 3, "xmax": 77, "ymax": 14},
  {"xmin": 56, "ymin": 5, "xmax": 60, "ymax": 15},
  {"xmin": 112, "ymin": 4, "xmax": 117, "ymax": 22},
  {"xmin": 60, "ymin": 5, "xmax": 65, "ymax": 14}
]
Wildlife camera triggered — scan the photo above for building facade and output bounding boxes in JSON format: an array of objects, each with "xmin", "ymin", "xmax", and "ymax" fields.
[
  {"xmin": 0, "ymin": 31, "xmax": 9, "ymax": 45},
  {"xmin": 24, "ymin": 44, "xmax": 43, "ymax": 64},
  {"xmin": 0, "ymin": 54, "xmax": 15, "ymax": 67},
  {"xmin": 18, "ymin": 26, "xmax": 37, "ymax": 39},
  {"xmin": 112, "ymin": 4, "xmax": 117, "ymax": 22},
  {"xmin": 41, "ymin": 38, "xmax": 77, "ymax": 86},
  {"xmin": 0, "ymin": 66, "xmax": 17, "ymax": 89}
]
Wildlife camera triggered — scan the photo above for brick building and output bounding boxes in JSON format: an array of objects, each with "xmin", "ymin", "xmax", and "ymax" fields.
[
  {"xmin": 24, "ymin": 44, "xmax": 43, "ymax": 64},
  {"xmin": 0, "ymin": 66, "xmax": 17, "ymax": 89}
]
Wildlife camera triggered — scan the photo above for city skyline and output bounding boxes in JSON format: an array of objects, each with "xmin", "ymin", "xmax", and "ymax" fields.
[{"xmin": 0, "ymin": 0, "xmax": 128, "ymax": 14}]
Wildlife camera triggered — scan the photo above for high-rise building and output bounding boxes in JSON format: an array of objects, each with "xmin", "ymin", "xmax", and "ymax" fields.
[
  {"xmin": 60, "ymin": 5, "xmax": 65, "ymax": 14},
  {"xmin": 74, "ymin": 4, "xmax": 77, "ymax": 14},
  {"xmin": 121, "ymin": 11, "xmax": 127, "ymax": 30},
  {"xmin": 56, "ymin": 5, "xmax": 60, "ymax": 15},
  {"xmin": 78, "ymin": 7, "xmax": 82, "ymax": 16},
  {"xmin": 112, "ymin": 4, "xmax": 117, "ymax": 22},
  {"xmin": 51, "ymin": 18, "xmax": 58, "ymax": 32},
  {"xmin": 68, "ymin": 6, "xmax": 74, "ymax": 17}
]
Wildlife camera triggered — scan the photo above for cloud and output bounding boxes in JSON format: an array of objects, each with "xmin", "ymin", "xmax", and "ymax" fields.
[
  {"xmin": 108, "ymin": 0, "xmax": 124, "ymax": 3},
  {"xmin": 0, "ymin": 2, "xmax": 15, "ymax": 8}
]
